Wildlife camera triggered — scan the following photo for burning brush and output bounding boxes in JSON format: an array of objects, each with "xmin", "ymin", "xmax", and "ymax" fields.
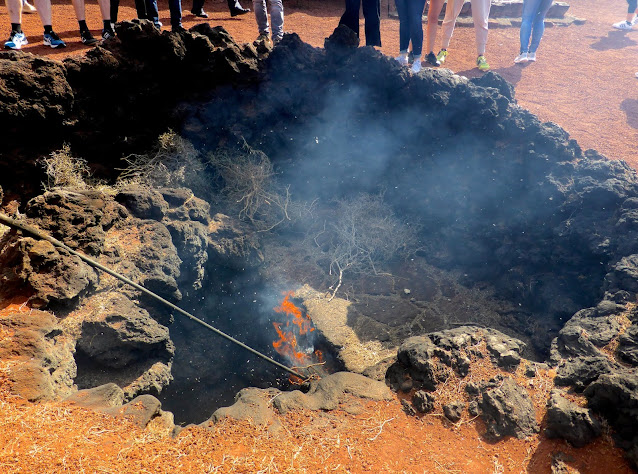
[{"xmin": 272, "ymin": 291, "xmax": 327, "ymax": 384}]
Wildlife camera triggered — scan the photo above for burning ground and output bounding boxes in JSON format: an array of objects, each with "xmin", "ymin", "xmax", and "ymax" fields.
[{"xmin": 1, "ymin": 19, "xmax": 638, "ymax": 472}]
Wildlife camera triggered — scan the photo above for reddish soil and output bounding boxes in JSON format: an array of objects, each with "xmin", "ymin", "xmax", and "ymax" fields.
[
  {"xmin": 1, "ymin": 1, "xmax": 637, "ymax": 472},
  {"xmin": 0, "ymin": 329, "xmax": 634, "ymax": 473},
  {"xmin": 1, "ymin": 0, "xmax": 637, "ymax": 168}
]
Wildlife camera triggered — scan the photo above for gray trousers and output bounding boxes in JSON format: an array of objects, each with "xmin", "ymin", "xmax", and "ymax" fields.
[{"xmin": 253, "ymin": 0, "xmax": 284, "ymax": 40}]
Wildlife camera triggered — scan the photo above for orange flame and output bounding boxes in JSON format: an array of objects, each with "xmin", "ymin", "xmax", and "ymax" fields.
[{"xmin": 272, "ymin": 291, "xmax": 324, "ymax": 382}]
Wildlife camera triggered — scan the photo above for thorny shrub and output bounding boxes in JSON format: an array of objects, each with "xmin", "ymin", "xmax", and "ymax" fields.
[
  {"xmin": 117, "ymin": 130, "xmax": 205, "ymax": 191},
  {"xmin": 40, "ymin": 144, "xmax": 95, "ymax": 191},
  {"xmin": 310, "ymin": 194, "xmax": 419, "ymax": 299}
]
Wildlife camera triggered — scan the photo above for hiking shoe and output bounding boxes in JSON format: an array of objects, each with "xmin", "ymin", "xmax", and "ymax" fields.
[
  {"xmin": 395, "ymin": 54, "xmax": 408, "ymax": 66},
  {"xmin": 527, "ymin": 52, "xmax": 536, "ymax": 61},
  {"xmin": 4, "ymin": 31, "xmax": 28, "ymax": 50},
  {"xmin": 425, "ymin": 52, "xmax": 440, "ymax": 67},
  {"xmin": 514, "ymin": 52, "xmax": 528, "ymax": 63},
  {"xmin": 477, "ymin": 55, "xmax": 490, "ymax": 71},
  {"xmin": 411, "ymin": 60, "xmax": 422, "ymax": 74},
  {"xmin": 101, "ymin": 29, "xmax": 116, "ymax": 41},
  {"xmin": 436, "ymin": 49, "xmax": 448, "ymax": 64},
  {"xmin": 256, "ymin": 33, "xmax": 273, "ymax": 48},
  {"xmin": 613, "ymin": 20, "xmax": 633, "ymax": 30},
  {"xmin": 43, "ymin": 31, "xmax": 66, "ymax": 48},
  {"xmin": 80, "ymin": 29, "xmax": 98, "ymax": 45}
]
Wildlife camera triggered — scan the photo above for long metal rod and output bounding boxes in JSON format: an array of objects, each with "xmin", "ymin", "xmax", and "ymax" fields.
[{"xmin": 0, "ymin": 212, "xmax": 306, "ymax": 380}]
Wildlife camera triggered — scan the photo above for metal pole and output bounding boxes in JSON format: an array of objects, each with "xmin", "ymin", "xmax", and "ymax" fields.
[{"xmin": 0, "ymin": 213, "xmax": 308, "ymax": 381}]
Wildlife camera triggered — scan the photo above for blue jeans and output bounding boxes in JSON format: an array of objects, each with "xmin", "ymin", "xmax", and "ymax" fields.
[
  {"xmin": 253, "ymin": 0, "xmax": 284, "ymax": 41},
  {"xmin": 520, "ymin": 0, "xmax": 553, "ymax": 53},
  {"xmin": 395, "ymin": 0, "xmax": 426, "ymax": 56}
]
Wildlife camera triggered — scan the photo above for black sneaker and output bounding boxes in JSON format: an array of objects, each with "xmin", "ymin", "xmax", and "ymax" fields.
[
  {"xmin": 425, "ymin": 52, "xmax": 440, "ymax": 67},
  {"xmin": 101, "ymin": 29, "xmax": 116, "ymax": 41},
  {"xmin": 80, "ymin": 29, "xmax": 98, "ymax": 45}
]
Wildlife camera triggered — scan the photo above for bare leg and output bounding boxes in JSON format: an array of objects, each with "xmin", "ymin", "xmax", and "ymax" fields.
[
  {"xmin": 6, "ymin": 0, "xmax": 23, "ymax": 24},
  {"xmin": 425, "ymin": 0, "xmax": 445, "ymax": 54},
  {"xmin": 98, "ymin": 0, "xmax": 111, "ymax": 21},
  {"xmin": 71, "ymin": 0, "xmax": 86, "ymax": 22},
  {"xmin": 33, "ymin": 0, "xmax": 52, "ymax": 25}
]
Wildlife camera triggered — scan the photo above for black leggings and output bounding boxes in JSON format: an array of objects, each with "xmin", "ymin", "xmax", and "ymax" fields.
[{"xmin": 629, "ymin": 0, "xmax": 638, "ymax": 14}]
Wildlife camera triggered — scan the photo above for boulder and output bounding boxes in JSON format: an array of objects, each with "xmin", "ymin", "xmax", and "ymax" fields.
[
  {"xmin": 76, "ymin": 292, "xmax": 174, "ymax": 369},
  {"xmin": 479, "ymin": 377, "xmax": 539, "ymax": 439},
  {"xmin": 545, "ymin": 389, "xmax": 601, "ymax": 447}
]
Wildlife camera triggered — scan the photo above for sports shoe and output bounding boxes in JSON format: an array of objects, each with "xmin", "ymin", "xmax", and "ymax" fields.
[
  {"xmin": 527, "ymin": 52, "xmax": 536, "ymax": 62},
  {"xmin": 411, "ymin": 60, "xmax": 422, "ymax": 74},
  {"xmin": 613, "ymin": 20, "xmax": 633, "ymax": 30},
  {"xmin": 477, "ymin": 55, "xmax": 490, "ymax": 71},
  {"xmin": 80, "ymin": 29, "xmax": 98, "ymax": 45},
  {"xmin": 425, "ymin": 52, "xmax": 440, "ymax": 67},
  {"xmin": 633, "ymin": 16, "xmax": 638, "ymax": 25},
  {"xmin": 255, "ymin": 33, "xmax": 272, "ymax": 48},
  {"xmin": 436, "ymin": 49, "xmax": 448, "ymax": 64},
  {"xmin": 153, "ymin": 20, "xmax": 163, "ymax": 30},
  {"xmin": 635, "ymin": 72, "xmax": 638, "ymax": 78},
  {"xmin": 395, "ymin": 54, "xmax": 408, "ymax": 66},
  {"xmin": 514, "ymin": 52, "xmax": 528, "ymax": 63},
  {"xmin": 4, "ymin": 31, "xmax": 28, "ymax": 50},
  {"xmin": 101, "ymin": 29, "xmax": 116, "ymax": 41},
  {"xmin": 43, "ymin": 31, "xmax": 66, "ymax": 48}
]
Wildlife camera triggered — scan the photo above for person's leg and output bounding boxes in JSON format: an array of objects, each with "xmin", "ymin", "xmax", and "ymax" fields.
[
  {"xmin": 6, "ymin": 0, "xmax": 23, "ymax": 24},
  {"xmin": 519, "ymin": 0, "xmax": 539, "ymax": 53},
  {"xmin": 339, "ymin": 0, "xmax": 360, "ymax": 38},
  {"xmin": 269, "ymin": 0, "xmax": 284, "ymax": 42},
  {"xmin": 253, "ymin": 0, "xmax": 269, "ymax": 36},
  {"xmin": 192, "ymin": 0, "xmax": 205, "ymax": 15},
  {"xmin": 440, "ymin": 0, "xmax": 464, "ymax": 50},
  {"xmin": 471, "ymin": 0, "xmax": 490, "ymax": 56},
  {"xmin": 4, "ymin": 0, "xmax": 28, "ymax": 49},
  {"xmin": 425, "ymin": 0, "xmax": 444, "ymax": 54},
  {"xmin": 528, "ymin": 0, "xmax": 552, "ymax": 54},
  {"xmin": 408, "ymin": 0, "xmax": 426, "ymax": 57},
  {"xmin": 168, "ymin": 0, "xmax": 183, "ymax": 29},
  {"xmin": 395, "ymin": 0, "xmax": 411, "ymax": 54},
  {"xmin": 34, "ymin": 0, "xmax": 66, "ymax": 47},
  {"xmin": 408, "ymin": 0, "xmax": 426, "ymax": 71},
  {"xmin": 145, "ymin": 0, "xmax": 160, "ymax": 26},
  {"xmin": 361, "ymin": 0, "xmax": 381, "ymax": 46},
  {"xmin": 71, "ymin": 0, "xmax": 86, "ymax": 22},
  {"xmin": 613, "ymin": 0, "xmax": 636, "ymax": 29}
]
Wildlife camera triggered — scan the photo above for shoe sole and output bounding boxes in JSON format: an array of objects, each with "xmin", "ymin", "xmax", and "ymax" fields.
[{"xmin": 44, "ymin": 42, "xmax": 66, "ymax": 48}]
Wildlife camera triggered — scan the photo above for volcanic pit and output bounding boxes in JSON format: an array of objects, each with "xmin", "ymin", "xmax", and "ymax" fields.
[{"xmin": 0, "ymin": 19, "xmax": 637, "ymax": 470}]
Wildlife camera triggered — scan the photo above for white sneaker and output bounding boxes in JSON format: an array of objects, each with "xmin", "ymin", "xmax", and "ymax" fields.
[
  {"xmin": 514, "ymin": 52, "xmax": 528, "ymax": 63},
  {"xmin": 632, "ymin": 16, "xmax": 638, "ymax": 25},
  {"xmin": 527, "ymin": 52, "xmax": 536, "ymax": 61},
  {"xmin": 613, "ymin": 20, "xmax": 633, "ymax": 30},
  {"xmin": 411, "ymin": 60, "xmax": 422, "ymax": 73},
  {"xmin": 635, "ymin": 72, "xmax": 638, "ymax": 78},
  {"xmin": 395, "ymin": 55, "xmax": 408, "ymax": 67}
]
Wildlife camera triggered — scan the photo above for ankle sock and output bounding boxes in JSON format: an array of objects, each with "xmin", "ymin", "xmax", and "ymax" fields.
[
  {"xmin": 44, "ymin": 25, "xmax": 53, "ymax": 34},
  {"xmin": 11, "ymin": 23, "xmax": 22, "ymax": 34},
  {"xmin": 78, "ymin": 20, "xmax": 88, "ymax": 32},
  {"xmin": 103, "ymin": 20, "xmax": 113, "ymax": 32}
]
